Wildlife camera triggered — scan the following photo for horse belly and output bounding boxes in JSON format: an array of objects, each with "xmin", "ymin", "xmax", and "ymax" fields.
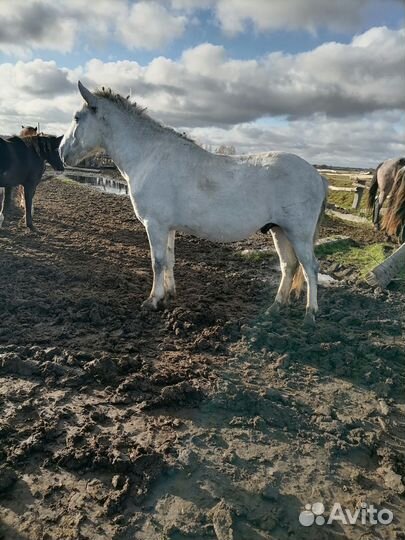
[{"xmin": 176, "ymin": 193, "xmax": 271, "ymax": 242}]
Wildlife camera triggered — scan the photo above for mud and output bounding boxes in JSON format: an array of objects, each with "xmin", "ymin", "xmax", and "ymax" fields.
[{"xmin": 0, "ymin": 179, "xmax": 404, "ymax": 539}]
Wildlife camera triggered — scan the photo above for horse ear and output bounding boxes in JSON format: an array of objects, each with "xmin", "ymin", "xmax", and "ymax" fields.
[{"xmin": 78, "ymin": 81, "xmax": 97, "ymax": 111}]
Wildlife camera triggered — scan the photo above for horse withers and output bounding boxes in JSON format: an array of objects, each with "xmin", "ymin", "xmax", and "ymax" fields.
[
  {"xmin": 0, "ymin": 134, "xmax": 64, "ymax": 229},
  {"xmin": 368, "ymin": 157, "xmax": 405, "ymax": 230},
  {"xmin": 60, "ymin": 82, "xmax": 328, "ymax": 325}
]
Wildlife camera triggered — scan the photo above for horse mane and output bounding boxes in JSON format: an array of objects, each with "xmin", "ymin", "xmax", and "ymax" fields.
[
  {"xmin": 7, "ymin": 134, "xmax": 58, "ymax": 159},
  {"xmin": 381, "ymin": 166, "xmax": 405, "ymax": 237},
  {"xmin": 93, "ymin": 87, "xmax": 196, "ymax": 145}
]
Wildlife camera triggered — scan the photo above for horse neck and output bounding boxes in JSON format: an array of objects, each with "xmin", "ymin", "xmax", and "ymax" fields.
[
  {"xmin": 101, "ymin": 107, "xmax": 193, "ymax": 177},
  {"xmin": 26, "ymin": 137, "xmax": 46, "ymax": 163}
]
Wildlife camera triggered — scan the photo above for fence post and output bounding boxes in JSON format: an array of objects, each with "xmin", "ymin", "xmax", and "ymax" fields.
[{"xmin": 352, "ymin": 178, "xmax": 366, "ymax": 210}]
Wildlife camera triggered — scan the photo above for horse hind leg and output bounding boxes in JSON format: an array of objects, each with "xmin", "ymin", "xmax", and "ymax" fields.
[
  {"xmin": 266, "ymin": 226, "xmax": 298, "ymax": 316},
  {"xmin": 373, "ymin": 191, "xmax": 386, "ymax": 230},
  {"xmin": 289, "ymin": 237, "xmax": 319, "ymax": 326}
]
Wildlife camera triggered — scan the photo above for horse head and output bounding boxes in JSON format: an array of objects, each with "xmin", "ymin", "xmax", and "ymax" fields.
[
  {"xmin": 36, "ymin": 135, "xmax": 64, "ymax": 171},
  {"xmin": 20, "ymin": 126, "xmax": 38, "ymax": 137},
  {"xmin": 59, "ymin": 82, "xmax": 106, "ymax": 166}
]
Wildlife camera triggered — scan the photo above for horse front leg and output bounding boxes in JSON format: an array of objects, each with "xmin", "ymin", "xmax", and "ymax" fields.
[
  {"xmin": 24, "ymin": 185, "xmax": 36, "ymax": 229},
  {"xmin": 164, "ymin": 230, "xmax": 176, "ymax": 299},
  {"xmin": 142, "ymin": 222, "xmax": 170, "ymax": 310}
]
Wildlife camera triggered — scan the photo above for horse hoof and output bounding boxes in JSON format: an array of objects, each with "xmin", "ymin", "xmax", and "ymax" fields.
[
  {"xmin": 141, "ymin": 298, "xmax": 158, "ymax": 311},
  {"xmin": 141, "ymin": 297, "xmax": 165, "ymax": 311},
  {"xmin": 165, "ymin": 289, "xmax": 176, "ymax": 301},
  {"xmin": 303, "ymin": 312, "xmax": 316, "ymax": 327},
  {"xmin": 266, "ymin": 302, "xmax": 281, "ymax": 317}
]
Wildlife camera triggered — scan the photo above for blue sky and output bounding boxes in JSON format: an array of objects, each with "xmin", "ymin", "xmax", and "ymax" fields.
[{"xmin": 0, "ymin": 0, "xmax": 404, "ymax": 166}]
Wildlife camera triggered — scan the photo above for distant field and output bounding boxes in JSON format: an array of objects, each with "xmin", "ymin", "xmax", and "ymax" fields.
[{"xmin": 321, "ymin": 170, "xmax": 373, "ymax": 216}]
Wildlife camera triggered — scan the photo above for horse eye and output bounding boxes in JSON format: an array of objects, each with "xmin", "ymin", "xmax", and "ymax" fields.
[{"xmin": 74, "ymin": 115, "xmax": 80, "ymax": 122}]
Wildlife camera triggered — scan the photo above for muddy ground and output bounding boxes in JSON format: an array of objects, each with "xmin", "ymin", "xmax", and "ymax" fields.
[{"xmin": 0, "ymin": 179, "xmax": 404, "ymax": 540}]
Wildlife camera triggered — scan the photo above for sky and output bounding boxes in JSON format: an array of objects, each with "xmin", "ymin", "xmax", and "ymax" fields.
[{"xmin": 0, "ymin": 0, "xmax": 404, "ymax": 167}]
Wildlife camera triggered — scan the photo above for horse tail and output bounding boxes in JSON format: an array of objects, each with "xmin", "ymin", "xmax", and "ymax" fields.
[
  {"xmin": 367, "ymin": 162, "xmax": 382, "ymax": 209},
  {"xmin": 291, "ymin": 176, "xmax": 328, "ymax": 295},
  {"xmin": 381, "ymin": 167, "xmax": 405, "ymax": 237}
]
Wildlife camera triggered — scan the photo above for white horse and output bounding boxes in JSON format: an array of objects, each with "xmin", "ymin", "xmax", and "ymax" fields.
[{"xmin": 60, "ymin": 82, "xmax": 328, "ymax": 324}]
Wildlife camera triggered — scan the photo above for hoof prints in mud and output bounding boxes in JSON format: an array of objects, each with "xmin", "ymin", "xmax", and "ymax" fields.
[{"xmin": 1, "ymin": 180, "xmax": 405, "ymax": 540}]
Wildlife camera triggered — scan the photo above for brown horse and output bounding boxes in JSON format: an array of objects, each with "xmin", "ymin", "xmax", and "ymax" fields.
[
  {"xmin": 0, "ymin": 134, "xmax": 64, "ymax": 229},
  {"xmin": 20, "ymin": 126, "xmax": 38, "ymax": 137},
  {"xmin": 381, "ymin": 166, "xmax": 405, "ymax": 242},
  {"xmin": 368, "ymin": 157, "xmax": 405, "ymax": 229}
]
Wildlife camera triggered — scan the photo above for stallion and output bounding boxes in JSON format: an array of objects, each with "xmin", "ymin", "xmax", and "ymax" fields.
[{"xmin": 60, "ymin": 82, "xmax": 328, "ymax": 324}]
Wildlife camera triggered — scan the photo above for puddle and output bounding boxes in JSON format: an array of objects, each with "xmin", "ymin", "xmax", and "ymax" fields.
[{"xmin": 66, "ymin": 174, "xmax": 128, "ymax": 196}]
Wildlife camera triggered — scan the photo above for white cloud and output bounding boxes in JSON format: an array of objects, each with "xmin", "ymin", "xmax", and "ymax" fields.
[
  {"xmin": 0, "ymin": 0, "xmax": 185, "ymax": 57},
  {"xmin": 0, "ymin": 1, "xmax": 77, "ymax": 56},
  {"xmin": 74, "ymin": 27, "xmax": 404, "ymax": 126},
  {"xmin": 170, "ymin": 0, "xmax": 404, "ymax": 35},
  {"xmin": 188, "ymin": 111, "xmax": 405, "ymax": 167},
  {"xmin": 0, "ymin": 26, "xmax": 404, "ymax": 166},
  {"xmin": 214, "ymin": 0, "xmax": 370, "ymax": 34},
  {"xmin": 1, "ymin": 0, "xmax": 403, "ymax": 58},
  {"xmin": 117, "ymin": 1, "xmax": 187, "ymax": 50}
]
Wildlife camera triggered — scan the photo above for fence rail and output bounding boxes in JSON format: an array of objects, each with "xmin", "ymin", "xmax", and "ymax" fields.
[
  {"xmin": 327, "ymin": 175, "xmax": 371, "ymax": 210},
  {"xmin": 62, "ymin": 165, "xmax": 373, "ymax": 210}
]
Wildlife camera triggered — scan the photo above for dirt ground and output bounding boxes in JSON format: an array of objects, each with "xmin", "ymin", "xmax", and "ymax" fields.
[{"xmin": 0, "ymin": 179, "xmax": 404, "ymax": 540}]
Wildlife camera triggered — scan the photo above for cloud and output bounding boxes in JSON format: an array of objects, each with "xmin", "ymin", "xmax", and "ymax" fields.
[
  {"xmin": 0, "ymin": 1, "xmax": 77, "ymax": 56},
  {"xmin": 170, "ymin": 0, "xmax": 404, "ymax": 35},
  {"xmin": 0, "ymin": 0, "xmax": 185, "ymax": 57},
  {"xmin": 214, "ymin": 0, "xmax": 371, "ymax": 34},
  {"xmin": 188, "ymin": 110, "xmax": 405, "ymax": 167},
  {"xmin": 117, "ymin": 2, "xmax": 187, "ymax": 50},
  {"xmin": 1, "ymin": 0, "xmax": 403, "ymax": 57},
  {"xmin": 0, "ymin": 26, "xmax": 404, "ymax": 165},
  {"xmin": 72, "ymin": 27, "xmax": 405, "ymax": 127},
  {"xmin": 0, "ymin": 60, "xmax": 79, "ymax": 134}
]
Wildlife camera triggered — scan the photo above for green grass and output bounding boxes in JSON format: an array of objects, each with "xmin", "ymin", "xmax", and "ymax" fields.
[
  {"xmin": 316, "ymin": 239, "xmax": 405, "ymax": 288},
  {"xmin": 323, "ymin": 172, "xmax": 371, "ymax": 216},
  {"xmin": 317, "ymin": 241, "xmax": 387, "ymax": 276},
  {"xmin": 60, "ymin": 176, "xmax": 78, "ymax": 185}
]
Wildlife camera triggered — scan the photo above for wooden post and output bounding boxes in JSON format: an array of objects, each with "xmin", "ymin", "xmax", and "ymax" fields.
[
  {"xmin": 352, "ymin": 178, "xmax": 367, "ymax": 210},
  {"xmin": 365, "ymin": 242, "xmax": 405, "ymax": 288}
]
